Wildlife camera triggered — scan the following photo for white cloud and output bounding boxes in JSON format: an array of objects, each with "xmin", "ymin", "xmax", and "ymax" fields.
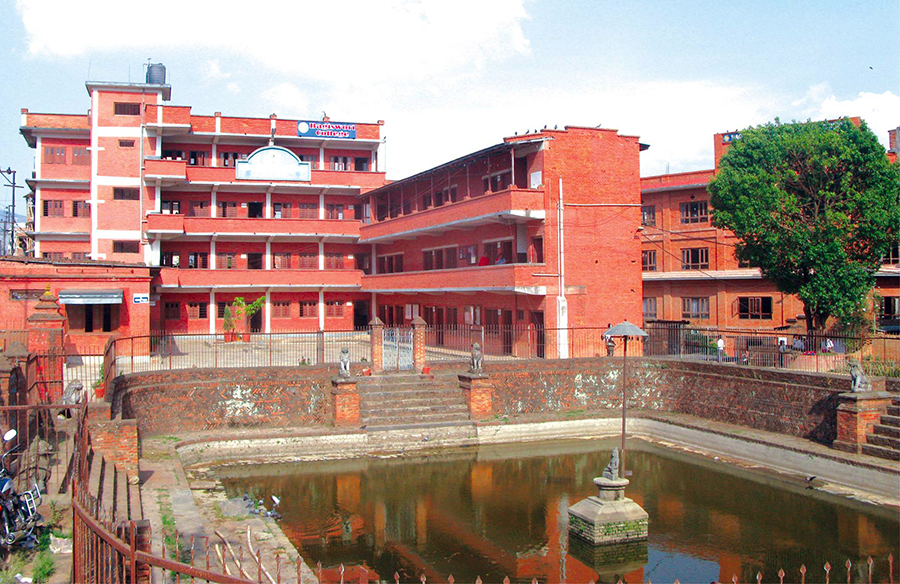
[
  {"xmin": 225, "ymin": 82, "xmax": 241, "ymax": 94},
  {"xmin": 260, "ymin": 83, "xmax": 310, "ymax": 118},
  {"xmin": 16, "ymin": 0, "xmax": 530, "ymax": 85},
  {"xmin": 204, "ymin": 59, "xmax": 230, "ymax": 80},
  {"xmin": 805, "ymin": 88, "xmax": 900, "ymax": 150}
]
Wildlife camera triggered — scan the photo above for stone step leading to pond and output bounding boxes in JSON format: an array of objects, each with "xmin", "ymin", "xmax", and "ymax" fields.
[
  {"xmin": 356, "ymin": 372, "xmax": 473, "ymax": 432},
  {"xmin": 863, "ymin": 397, "xmax": 900, "ymax": 462}
]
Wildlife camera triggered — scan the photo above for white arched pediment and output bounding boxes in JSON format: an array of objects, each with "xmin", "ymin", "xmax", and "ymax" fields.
[{"xmin": 236, "ymin": 146, "xmax": 311, "ymax": 181}]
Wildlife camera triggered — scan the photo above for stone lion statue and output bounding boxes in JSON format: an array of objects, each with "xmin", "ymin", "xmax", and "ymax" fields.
[
  {"xmin": 339, "ymin": 347, "xmax": 351, "ymax": 377},
  {"xmin": 602, "ymin": 447, "xmax": 620, "ymax": 480},
  {"xmin": 848, "ymin": 358, "xmax": 871, "ymax": 393},
  {"xmin": 469, "ymin": 342, "xmax": 484, "ymax": 374}
]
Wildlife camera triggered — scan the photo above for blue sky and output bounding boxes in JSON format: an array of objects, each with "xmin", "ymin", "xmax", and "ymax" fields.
[{"xmin": 1, "ymin": 0, "xmax": 898, "ymax": 216}]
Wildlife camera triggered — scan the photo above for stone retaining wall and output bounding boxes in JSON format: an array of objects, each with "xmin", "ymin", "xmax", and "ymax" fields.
[
  {"xmin": 111, "ymin": 365, "xmax": 333, "ymax": 436},
  {"xmin": 482, "ymin": 358, "xmax": 853, "ymax": 443},
  {"xmin": 110, "ymin": 358, "xmax": 895, "ymax": 444}
]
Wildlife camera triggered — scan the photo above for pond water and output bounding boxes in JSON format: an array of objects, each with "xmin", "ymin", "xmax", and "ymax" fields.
[{"xmin": 218, "ymin": 439, "xmax": 898, "ymax": 583}]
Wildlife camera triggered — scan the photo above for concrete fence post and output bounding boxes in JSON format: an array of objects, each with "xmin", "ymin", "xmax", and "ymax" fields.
[
  {"xmin": 369, "ymin": 317, "xmax": 384, "ymax": 374},
  {"xmin": 411, "ymin": 316, "xmax": 427, "ymax": 373}
]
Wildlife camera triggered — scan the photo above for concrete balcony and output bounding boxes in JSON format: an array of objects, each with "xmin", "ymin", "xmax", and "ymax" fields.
[
  {"xmin": 361, "ymin": 263, "xmax": 548, "ymax": 295},
  {"xmin": 145, "ymin": 158, "xmax": 187, "ymax": 183},
  {"xmin": 360, "ymin": 187, "xmax": 546, "ymax": 243},
  {"xmin": 145, "ymin": 214, "xmax": 360, "ymax": 242},
  {"xmin": 156, "ymin": 267, "xmax": 362, "ymax": 290},
  {"xmin": 310, "ymin": 169, "xmax": 386, "ymax": 189}
]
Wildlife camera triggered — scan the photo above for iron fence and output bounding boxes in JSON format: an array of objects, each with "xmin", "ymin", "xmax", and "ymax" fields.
[
  {"xmin": 0, "ymin": 403, "xmax": 79, "ymax": 495},
  {"xmin": 644, "ymin": 322, "xmax": 900, "ymax": 376},
  {"xmin": 97, "ymin": 324, "xmax": 899, "ymax": 394},
  {"xmin": 71, "ymin": 402, "xmax": 282, "ymax": 583},
  {"xmin": 305, "ymin": 554, "xmax": 895, "ymax": 584},
  {"xmin": 423, "ymin": 326, "xmax": 635, "ymax": 363},
  {"xmin": 107, "ymin": 330, "xmax": 372, "ymax": 379}
]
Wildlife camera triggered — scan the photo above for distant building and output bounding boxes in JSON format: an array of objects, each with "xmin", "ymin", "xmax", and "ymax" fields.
[{"xmin": 640, "ymin": 122, "xmax": 900, "ymax": 331}]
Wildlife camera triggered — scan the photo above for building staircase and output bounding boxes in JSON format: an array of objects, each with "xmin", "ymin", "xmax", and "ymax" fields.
[
  {"xmin": 357, "ymin": 371, "xmax": 476, "ymax": 452},
  {"xmin": 862, "ymin": 397, "xmax": 900, "ymax": 462}
]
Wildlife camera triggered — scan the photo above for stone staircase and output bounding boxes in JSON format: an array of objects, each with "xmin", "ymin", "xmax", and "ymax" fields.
[
  {"xmin": 862, "ymin": 397, "xmax": 900, "ymax": 462},
  {"xmin": 357, "ymin": 371, "xmax": 476, "ymax": 452},
  {"xmin": 85, "ymin": 444, "xmax": 144, "ymax": 524}
]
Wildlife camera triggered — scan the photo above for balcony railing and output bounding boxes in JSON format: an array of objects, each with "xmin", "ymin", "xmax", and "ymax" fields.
[
  {"xmin": 361, "ymin": 263, "xmax": 547, "ymax": 293},
  {"xmin": 360, "ymin": 186, "xmax": 545, "ymax": 242},
  {"xmin": 146, "ymin": 214, "xmax": 360, "ymax": 239},
  {"xmin": 144, "ymin": 158, "xmax": 187, "ymax": 179},
  {"xmin": 156, "ymin": 267, "xmax": 362, "ymax": 288}
]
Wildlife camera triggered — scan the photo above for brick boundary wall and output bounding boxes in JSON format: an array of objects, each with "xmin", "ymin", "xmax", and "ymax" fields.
[
  {"xmin": 111, "ymin": 365, "xmax": 334, "ymax": 436},
  {"xmin": 477, "ymin": 357, "xmax": 893, "ymax": 444},
  {"xmin": 110, "ymin": 358, "xmax": 898, "ymax": 444}
]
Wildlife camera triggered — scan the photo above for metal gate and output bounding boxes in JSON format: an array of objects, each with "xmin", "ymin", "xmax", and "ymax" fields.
[{"xmin": 383, "ymin": 327, "xmax": 413, "ymax": 371}]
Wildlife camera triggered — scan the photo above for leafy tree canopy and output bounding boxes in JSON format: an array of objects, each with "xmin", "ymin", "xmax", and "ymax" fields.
[{"xmin": 708, "ymin": 118, "xmax": 899, "ymax": 332}]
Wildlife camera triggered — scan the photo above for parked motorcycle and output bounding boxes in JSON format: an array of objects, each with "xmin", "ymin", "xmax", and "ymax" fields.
[{"xmin": 0, "ymin": 429, "xmax": 43, "ymax": 549}]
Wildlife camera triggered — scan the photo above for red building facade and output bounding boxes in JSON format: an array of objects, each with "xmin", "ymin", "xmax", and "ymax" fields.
[
  {"xmin": 641, "ymin": 125, "xmax": 900, "ymax": 331},
  {"xmin": 17, "ymin": 68, "xmax": 646, "ymax": 355}
]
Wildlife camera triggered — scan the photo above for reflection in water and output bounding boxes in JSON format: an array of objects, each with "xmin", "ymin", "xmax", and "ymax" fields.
[{"xmin": 218, "ymin": 439, "xmax": 899, "ymax": 584}]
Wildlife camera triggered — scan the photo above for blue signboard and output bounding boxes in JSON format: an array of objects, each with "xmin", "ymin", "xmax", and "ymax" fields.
[{"xmin": 297, "ymin": 120, "xmax": 357, "ymax": 139}]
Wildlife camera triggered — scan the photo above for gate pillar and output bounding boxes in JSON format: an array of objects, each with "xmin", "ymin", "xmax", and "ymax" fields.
[
  {"xmin": 369, "ymin": 317, "xmax": 384, "ymax": 374},
  {"xmin": 412, "ymin": 316, "xmax": 427, "ymax": 373}
]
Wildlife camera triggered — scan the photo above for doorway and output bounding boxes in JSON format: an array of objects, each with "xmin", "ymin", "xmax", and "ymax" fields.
[
  {"xmin": 248, "ymin": 202, "xmax": 264, "ymax": 218},
  {"xmin": 530, "ymin": 311, "xmax": 545, "ymax": 358},
  {"xmin": 249, "ymin": 310, "xmax": 263, "ymax": 333},
  {"xmin": 501, "ymin": 309, "xmax": 513, "ymax": 354},
  {"xmin": 353, "ymin": 301, "xmax": 369, "ymax": 329}
]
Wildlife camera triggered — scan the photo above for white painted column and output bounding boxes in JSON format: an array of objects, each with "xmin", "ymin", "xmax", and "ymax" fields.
[
  {"xmin": 318, "ymin": 241, "xmax": 325, "ymax": 270},
  {"xmin": 319, "ymin": 147, "xmax": 325, "ymax": 170},
  {"xmin": 318, "ymin": 290, "xmax": 325, "ymax": 330},
  {"xmin": 265, "ymin": 239, "xmax": 272, "ymax": 270},
  {"xmin": 211, "ymin": 143, "xmax": 217, "ymax": 166},
  {"xmin": 154, "ymin": 184, "xmax": 161, "ymax": 213},
  {"xmin": 211, "ymin": 191, "xmax": 217, "ymax": 216},
  {"xmin": 318, "ymin": 192, "xmax": 325, "ymax": 220},
  {"xmin": 146, "ymin": 239, "xmax": 160, "ymax": 266},
  {"xmin": 89, "ymin": 89, "xmax": 100, "ymax": 259},
  {"xmin": 264, "ymin": 290, "xmax": 271, "ymax": 333},
  {"xmin": 265, "ymin": 190, "xmax": 272, "ymax": 219},
  {"xmin": 210, "ymin": 239, "xmax": 217, "ymax": 270},
  {"xmin": 209, "ymin": 291, "xmax": 216, "ymax": 334}
]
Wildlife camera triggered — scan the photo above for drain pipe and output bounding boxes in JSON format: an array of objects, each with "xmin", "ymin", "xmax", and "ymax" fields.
[{"xmin": 557, "ymin": 178, "xmax": 569, "ymax": 358}]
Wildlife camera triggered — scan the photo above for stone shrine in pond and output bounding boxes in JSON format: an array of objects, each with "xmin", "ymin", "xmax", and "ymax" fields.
[{"xmin": 568, "ymin": 448, "xmax": 649, "ymax": 544}]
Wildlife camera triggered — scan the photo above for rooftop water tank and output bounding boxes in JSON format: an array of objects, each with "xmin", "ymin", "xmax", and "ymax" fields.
[{"xmin": 146, "ymin": 63, "xmax": 166, "ymax": 85}]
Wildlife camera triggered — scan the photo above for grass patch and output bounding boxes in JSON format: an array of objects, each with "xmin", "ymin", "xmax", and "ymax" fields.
[
  {"xmin": 159, "ymin": 436, "xmax": 182, "ymax": 443},
  {"xmin": 0, "ymin": 551, "xmax": 28, "ymax": 584},
  {"xmin": 31, "ymin": 551, "xmax": 55, "ymax": 584},
  {"xmin": 564, "ymin": 409, "xmax": 585, "ymax": 417}
]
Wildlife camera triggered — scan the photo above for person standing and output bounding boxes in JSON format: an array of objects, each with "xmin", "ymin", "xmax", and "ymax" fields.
[{"xmin": 716, "ymin": 336, "xmax": 725, "ymax": 362}]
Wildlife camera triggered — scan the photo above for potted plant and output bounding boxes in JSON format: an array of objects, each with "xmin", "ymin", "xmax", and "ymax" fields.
[
  {"xmin": 223, "ymin": 306, "xmax": 235, "ymax": 342},
  {"xmin": 232, "ymin": 296, "xmax": 265, "ymax": 342}
]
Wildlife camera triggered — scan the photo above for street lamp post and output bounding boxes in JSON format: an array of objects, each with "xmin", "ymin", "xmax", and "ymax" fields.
[{"xmin": 604, "ymin": 320, "xmax": 648, "ymax": 475}]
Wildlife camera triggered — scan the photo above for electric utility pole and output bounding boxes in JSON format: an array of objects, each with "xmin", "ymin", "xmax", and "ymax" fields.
[{"xmin": 0, "ymin": 168, "xmax": 22, "ymax": 255}]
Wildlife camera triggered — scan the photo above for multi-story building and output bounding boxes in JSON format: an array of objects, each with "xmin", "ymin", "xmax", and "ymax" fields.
[
  {"xmin": 16, "ymin": 66, "xmax": 646, "ymax": 356},
  {"xmin": 20, "ymin": 65, "xmax": 386, "ymax": 335},
  {"xmin": 358, "ymin": 126, "xmax": 646, "ymax": 357},
  {"xmin": 641, "ymin": 125, "xmax": 900, "ymax": 331}
]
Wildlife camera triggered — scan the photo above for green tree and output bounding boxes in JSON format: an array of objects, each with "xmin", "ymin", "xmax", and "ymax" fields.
[{"xmin": 708, "ymin": 118, "xmax": 899, "ymax": 333}]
